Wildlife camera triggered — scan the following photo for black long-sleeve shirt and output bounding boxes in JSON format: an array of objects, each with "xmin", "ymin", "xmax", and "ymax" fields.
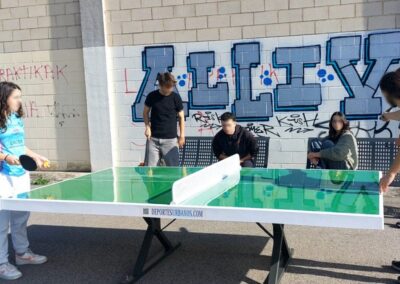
[{"xmin": 212, "ymin": 125, "xmax": 258, "ymax": 160}]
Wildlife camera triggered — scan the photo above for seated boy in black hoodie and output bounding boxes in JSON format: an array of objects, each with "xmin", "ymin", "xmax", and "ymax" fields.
[{"xmin": 212, "ymin": 112, "xmax": 259, "ymax": 167}]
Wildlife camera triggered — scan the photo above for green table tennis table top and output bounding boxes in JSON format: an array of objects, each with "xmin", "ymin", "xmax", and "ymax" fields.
[{"xmin": 25, "ymin": 167, "xmax": 381, "ymax": 216}]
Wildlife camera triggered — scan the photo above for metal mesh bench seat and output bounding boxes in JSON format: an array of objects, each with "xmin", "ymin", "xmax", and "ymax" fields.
[{"xmin": 179, "ymin": 136, "xmax": 270, "ymax": 168}]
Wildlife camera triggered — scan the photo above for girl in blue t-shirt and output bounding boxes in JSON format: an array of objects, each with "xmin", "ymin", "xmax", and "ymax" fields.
[{"xmin": 0, "ymin": 82, "xmax": 48, "ymax": 280}]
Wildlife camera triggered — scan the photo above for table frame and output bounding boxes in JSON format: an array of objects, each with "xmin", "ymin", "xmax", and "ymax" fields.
[{"xmin": 0, "ymin": 175, "xmax": 383, "ymax": 283}]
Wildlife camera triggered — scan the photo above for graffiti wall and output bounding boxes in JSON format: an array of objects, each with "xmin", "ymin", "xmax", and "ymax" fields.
[
  {"xmin": 0, "ymin": 49, "xmax": 90, "ymax": 171},
  {"xmin": 111, "ymin": 30, "xmax": 400, "ymax": 168}
]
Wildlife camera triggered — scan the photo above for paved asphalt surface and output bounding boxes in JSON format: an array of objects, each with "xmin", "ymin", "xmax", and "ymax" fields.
[{"xmin": 0, "ymin": 184, "xmax": 399, "ymax": 284}]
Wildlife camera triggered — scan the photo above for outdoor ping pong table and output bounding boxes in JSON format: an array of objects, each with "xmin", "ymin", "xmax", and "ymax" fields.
[{"xmin": 0, "ymin": 155, "xmax": 383, "ymax": 284}]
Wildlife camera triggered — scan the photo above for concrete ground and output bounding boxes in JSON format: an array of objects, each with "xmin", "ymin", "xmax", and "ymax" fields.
[{"xmin": 0, "ymin": 174, "xmax": 399, "ymax": 284}]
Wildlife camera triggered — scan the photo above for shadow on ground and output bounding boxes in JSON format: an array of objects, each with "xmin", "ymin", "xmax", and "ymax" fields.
[{"xmin": 0, "ymin": 224, "xmax": 395, "ymax": 284}]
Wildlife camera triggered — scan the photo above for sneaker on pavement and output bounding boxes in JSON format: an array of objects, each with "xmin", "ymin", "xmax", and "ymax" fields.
[
  {"xmin": 0, "ymin": 262, "xmax": 22, "ymax": 280},
  {"xmin": 15, "ymin": 249, "xmax": 47, "ymax": 265}
]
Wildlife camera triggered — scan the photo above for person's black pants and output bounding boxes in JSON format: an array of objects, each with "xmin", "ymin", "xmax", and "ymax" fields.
[
  {"xmin": 241, "ymin": 159, "xmax": 255, "ymax": 168},
  {"xmin": 310, "ymin": 139, "xmax": 347, "ymax": 170}
]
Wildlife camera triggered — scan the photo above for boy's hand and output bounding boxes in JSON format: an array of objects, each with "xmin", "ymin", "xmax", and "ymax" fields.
[
  {"xmin": 310, "ymin": 158, "xmax": 319, "ymax": 165},
  {"xmin": 307, "ymin": 152, "xmax": 317, "ymax": 160},
  {"xmin": 144, "ymin": 126, "xmax": 151, "ymax": 139},
  {"xmin": 178, "ymin": 136, "xmax": 185, "ymax": 148},
  {"xmin": 219, "ymin": 153, "xmax": 228, "ymax": 160}
]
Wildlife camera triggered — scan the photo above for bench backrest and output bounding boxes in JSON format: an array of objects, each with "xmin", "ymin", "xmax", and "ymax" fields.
[{"xmin": 179, "ymin": 136, "xmax": 270, "ymax": 168}]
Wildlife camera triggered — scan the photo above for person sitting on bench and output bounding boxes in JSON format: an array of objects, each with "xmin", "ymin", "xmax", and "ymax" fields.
[
  {"xmin": 212, "ymin": 112, "xmax": 258, "ymax": 168},
  {"xmin": 307, "ymin": 111, "xmax": 358, "ymax": 170}
]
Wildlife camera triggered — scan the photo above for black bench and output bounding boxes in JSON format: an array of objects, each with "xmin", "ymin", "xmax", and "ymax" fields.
[
  {"xmin": 306, "ymin": 137, "xmax": 400, "ymax": 186},
  {"xmin": 178, "ymin": 136, "xmax": 270, "ymax": 168}
]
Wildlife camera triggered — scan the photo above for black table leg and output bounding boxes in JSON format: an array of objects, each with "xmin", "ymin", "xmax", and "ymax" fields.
[
  {"xmin": 121, "ymin": 218, "xmax": 181, "ymax": 284},
  {"xmin": 265, "ymin": 224, "xmax": 293, "ymax": 284}
]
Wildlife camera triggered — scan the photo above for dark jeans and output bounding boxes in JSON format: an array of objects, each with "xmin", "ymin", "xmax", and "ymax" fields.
[
  {"xmin": 310, "ymin": 139, "xmax": 347, "ymax": 170},
  {"xmin": 241, "ymin": 159, "xmax": 255, "ymax": 168}
]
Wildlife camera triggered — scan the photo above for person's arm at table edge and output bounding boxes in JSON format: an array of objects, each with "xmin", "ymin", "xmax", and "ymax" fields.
[
  {"xmin": 388, "ymin": 153, "xmax": 400, "ymax": 176},
  {"xmin": 380, "ymin": 152, "xmax": 400, "ymax": 193},
  {"xmin": 382, "ymin": 110, "xmax": 400, "ymax": 121}
]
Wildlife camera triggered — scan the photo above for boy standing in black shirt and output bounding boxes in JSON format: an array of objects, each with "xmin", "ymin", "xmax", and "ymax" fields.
[
  {"xmin": 143, "ymin": 72, "xmax": 185, "ymax": 166},
  {"xmin": 212, "ymin": 112, "xmax": 258, "ymax": 167}
]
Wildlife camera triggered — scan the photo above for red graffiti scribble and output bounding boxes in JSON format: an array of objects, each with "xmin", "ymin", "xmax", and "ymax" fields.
[
  {"xmin": 34, "ymin": 65, "xmax": 44, "ymax": 80},
  {"xmin": 260, "ymin": 64, "xmax": 264, "ymax": 85},
  {"xmin": 23, "ymin": 101, "xmax": 39, "ymax": 118},
  {"xmin": 260, "ymin": 64, "xmax": 279, "ymax": 85},
  {"xmin": 44, "ymin": 65, "xmax": 53, "ymax": 79},
  {"xmin": 56, "ymin": 65, "xmax": 68, "ymax": 82},
  {"xmin": 22, "ymin": 100, "xmax": 81, "ymax": 127},
  {"xmin": 130, "ymin": 142, "xmax": 146, "ymax": 147},
  {"xmin": 192, "ymin": 111, "xmax": 221, "ymax": 136},
  {"xmin": 0, "ymin": 64, "xmax": 68, "ymax": 82},
  {"xmin": 269, "ymin": 63, "xmax": 278, "ymax": 83},
  {"xmin": 124, "ymin": 68, "xmax": 136, "ymax": 95},
  {"xmin": 198, "ymin": 127, "xmax": 215, "ymax": 135}
]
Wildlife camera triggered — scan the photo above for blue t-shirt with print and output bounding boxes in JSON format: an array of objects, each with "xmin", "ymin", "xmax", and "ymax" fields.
[{"xmin": 0, "ymin": 113, "xmax": 26, "ymax": 176}]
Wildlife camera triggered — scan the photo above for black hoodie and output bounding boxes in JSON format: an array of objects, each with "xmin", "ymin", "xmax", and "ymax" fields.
[{"xmin": 212, "ymin": 125, "xmax": 258, "ymax": 159}]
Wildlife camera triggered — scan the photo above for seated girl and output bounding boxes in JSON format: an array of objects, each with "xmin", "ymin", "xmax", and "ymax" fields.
[{"xmin": 307, "ymin": 112, "xmax": 358, "ymax": 170}]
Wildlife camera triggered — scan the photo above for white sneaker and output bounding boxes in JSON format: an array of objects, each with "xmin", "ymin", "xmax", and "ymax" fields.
[
  {"xmin": 15, "ymin": 249, "xmax": 47, "ymax": 265},
  {"xmin": 0, "ymin": 262, "xmax": 22, "ymax": 280}
]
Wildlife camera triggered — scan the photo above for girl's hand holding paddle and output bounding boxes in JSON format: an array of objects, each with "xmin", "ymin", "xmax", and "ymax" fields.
[
  {"xmin": 4, "ymin": 155, "xmax": 20, "ymax": 166},
  {"xmin": 18, "ymin": 154, "xmax": 50, "ymax": 171},
  {"xmin": 25, "ymin": 147, "xmax": 50, "ymax": 170}
]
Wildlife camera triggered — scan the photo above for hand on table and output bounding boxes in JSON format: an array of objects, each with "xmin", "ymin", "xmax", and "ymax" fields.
[{"xmin": 380, "ymin": 172, "xmax": 396, "ymax": 193}]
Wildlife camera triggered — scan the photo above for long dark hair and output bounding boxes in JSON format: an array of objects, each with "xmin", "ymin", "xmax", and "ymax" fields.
[
  {"xmin": 0, "ymin": 81, "xmax": 23, "ymax": 131},
  {"xmin": 329, "ymin": 111, "xmax": 350, "ymax": 142},
  {"xmin": 380, "ymin": 68, "xmax": 400, "ymax": 105}
]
